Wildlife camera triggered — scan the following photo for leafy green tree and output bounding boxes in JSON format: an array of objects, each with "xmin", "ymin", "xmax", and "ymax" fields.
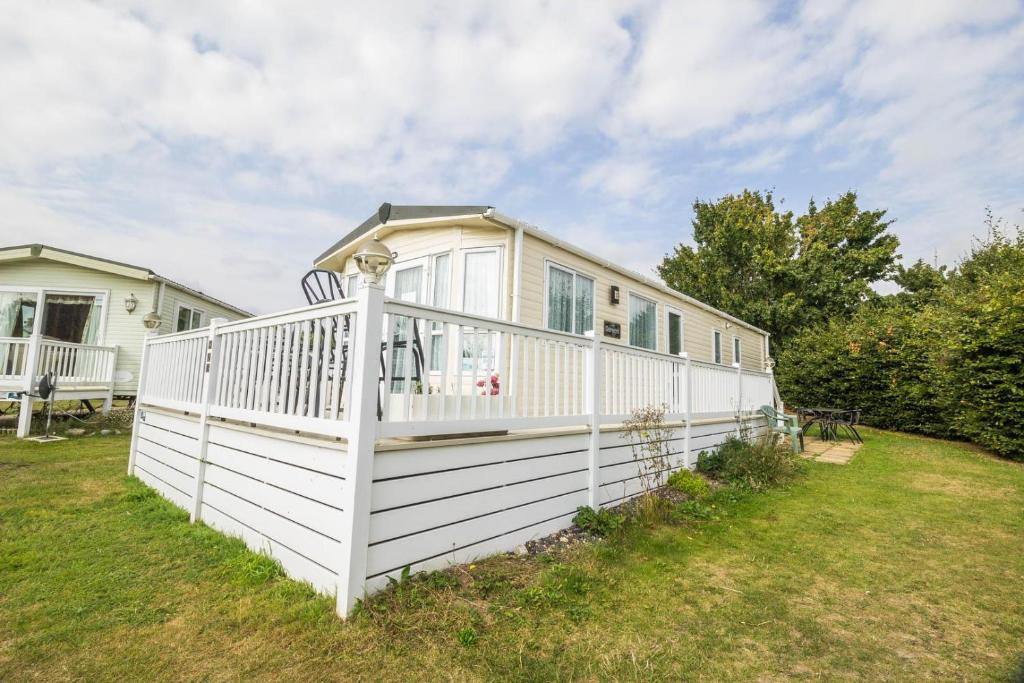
[
  {"xmin": 658, "ymin": 190, "xmax": 899, "ymax": 355},
  {"xmin": 893, "ymin": 259, "xmax": 948, "ymax": 307},
  {"xmin": 776, "ymin": 220, "xmax": 1024, "ymax": 460}
]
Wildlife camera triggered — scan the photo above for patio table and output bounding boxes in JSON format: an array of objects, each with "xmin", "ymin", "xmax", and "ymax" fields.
[{"xmin": 796, "ymin": 407, "xmax": 863, "ymax": 443}]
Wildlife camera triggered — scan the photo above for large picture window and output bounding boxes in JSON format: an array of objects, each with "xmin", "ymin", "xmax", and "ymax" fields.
[
  {"xmin": 546, "ymin": 263, "xmax": 594, "ymax": 335},
  {"xmin": 44, "ymin": 293, "xmax": 104, "ymax": 344},
  {"xmin": 628, "ymin": 293, "xmax": 657, "ymax": 350}
]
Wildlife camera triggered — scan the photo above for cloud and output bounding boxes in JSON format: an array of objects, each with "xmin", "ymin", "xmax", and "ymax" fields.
[
  {"xmin": 1, "ymin": 0, "xmax": 1022, "ymax": 318},
  {"xmin": 578, "ymin": 158, "xmax": 658, "ymax": 199}
]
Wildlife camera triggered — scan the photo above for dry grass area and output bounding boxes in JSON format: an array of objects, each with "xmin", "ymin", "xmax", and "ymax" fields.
[{"xmin": 1, "ymin": 430, "xmax": 1023, "ymax": 681}]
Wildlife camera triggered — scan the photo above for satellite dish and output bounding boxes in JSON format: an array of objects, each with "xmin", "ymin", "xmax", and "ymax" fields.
[{"xmin": 37, "ymin": 373, "xmax": 54, "ymax": 401}]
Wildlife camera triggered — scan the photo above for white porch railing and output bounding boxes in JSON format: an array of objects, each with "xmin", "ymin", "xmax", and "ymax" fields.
[
  {"xmin": 1, "ymin": 336, "xmax": 118, "ymax": 390},
  {"xmin": 134, "ymin": 284, "xmax": 778, "ymax": 441},
  {"xmin": 0, "ymin": 338, "xmax": 31, "ymax": 381},
  {"xmin": 4, "ymin": 335, "xmax": 119, "ymax": 438}
]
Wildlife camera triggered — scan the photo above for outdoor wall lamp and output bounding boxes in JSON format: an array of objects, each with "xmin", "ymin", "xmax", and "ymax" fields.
[
  {"xmin": 142, "ymin": 311, "xmax": 162, "ymax": 330},
  {"xmin": 125, "ymin": 293, "xmax": 138, "ymax": 314},
  {"xmin": 353, "ymin": 236, "xmax": 395, "ymax": 285},
  {"xmin": 610, "ymin": 285, "xmax": 620, "ymax": 305}
]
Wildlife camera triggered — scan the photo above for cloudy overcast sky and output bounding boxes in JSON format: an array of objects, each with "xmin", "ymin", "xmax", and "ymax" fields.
[{"xmin": 2, "ymin": 0, "xmax": 1022, "ymax": 313}]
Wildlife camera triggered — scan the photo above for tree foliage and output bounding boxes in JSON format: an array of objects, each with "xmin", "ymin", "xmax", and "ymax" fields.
[
  {"xmin": 776, "ymin": 225, "xmax": 1024, "ymax": 460},
  {"xmin": 658, "ymin": 190, "xmax": 899, "ymax": 354}
]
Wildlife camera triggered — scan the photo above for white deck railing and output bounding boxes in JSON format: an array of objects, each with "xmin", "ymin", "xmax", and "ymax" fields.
[
  {"xmin": 1, "ymin": 336, "xmax": 118, "ymax": 390},
  {"xmin": 135, "ymin": 284, "xmax": 778, "ymax": 441},
  {"xmin": 0, "ymin": 338, "xmax": 31, "ymax": 382}
]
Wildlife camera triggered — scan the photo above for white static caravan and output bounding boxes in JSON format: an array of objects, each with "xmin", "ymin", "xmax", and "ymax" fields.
[
  {"xmin": 0, "ymin": 244, "xmax": 250, "ymax": 437},
  {"xmin": 129, "ymin": 205, "xmax": 781, "ymax": 617}
]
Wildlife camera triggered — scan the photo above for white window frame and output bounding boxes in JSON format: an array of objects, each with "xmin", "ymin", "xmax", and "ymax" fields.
[
  {"xmin": 174, "ymin": 303, "xmax": 206, "ymax": 332},
  {"xmin": 665, "ymin": 306, "xmax": 685, "ymax": 357},
  {"xmin": 712, "ymin": 329, "xmax": 724, "ymax": 365},
  {"xmin": 0, "ymin": 285, "xmax": 110, "ymax": 345},
  {"xmin": 732, "ymin": 335, "xmax": 742, "ymax": 367},
  {"xmin": 542, "ymin": 259, "xmax": 595, "ymax": 336},
  {"xmin": 627, "ymin": 290, "xmax": 658, "ymax": 351}
]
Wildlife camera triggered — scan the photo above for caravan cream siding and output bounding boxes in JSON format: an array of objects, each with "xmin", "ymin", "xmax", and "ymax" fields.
[
  {"xmin": 517, "ymin": 234, "xmax": 766, "ymax": 370},
  {"xmin": 158, "ymin": 285, "xmax": 247, "ymax": 335},
  {"xmin": 0, "ymin": 259, "xmax": 155, "ymax": 393},
  {"xmin": 339, "ymin": 225, "xmax": 512, "ymax": 313}
]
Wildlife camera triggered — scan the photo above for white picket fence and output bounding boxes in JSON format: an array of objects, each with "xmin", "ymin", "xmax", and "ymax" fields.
[{"xmin": 130, "ymin": 279, "xmax": 778, "ymax": 617}]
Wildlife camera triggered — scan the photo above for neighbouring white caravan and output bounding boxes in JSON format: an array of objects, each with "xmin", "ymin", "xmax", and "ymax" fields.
[{"xmin": 1, "ymin": 243, "xmax": 249, "ymax": 436}]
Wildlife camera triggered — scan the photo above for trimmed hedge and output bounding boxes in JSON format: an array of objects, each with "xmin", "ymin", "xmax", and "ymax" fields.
[{"xmin": 776, "ymin": 231, "xmax": 1024, "ymax": 461}]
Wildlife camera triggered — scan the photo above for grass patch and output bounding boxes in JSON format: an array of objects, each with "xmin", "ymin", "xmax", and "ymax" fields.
[{"xmin": 1, "ymin": 430, "xmax": 1023, "ymax": 680}]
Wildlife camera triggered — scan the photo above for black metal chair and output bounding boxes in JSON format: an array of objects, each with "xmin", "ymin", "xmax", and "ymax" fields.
[
  {"xmin": 301, "ymin": 269, "xmax": 345, "ymax": 305},
  {"xmin": 377, "ymin": 319, "xmax": 426, "ymax": 419},
  {"xmin": 299, "ymin": 269, "xmax": 349, "ymax": 417}
]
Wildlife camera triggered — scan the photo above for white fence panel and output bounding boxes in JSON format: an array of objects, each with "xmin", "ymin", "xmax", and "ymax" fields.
[
  {"xmin": 210, "ymin": 302, "xmax": 357, "ymax": 438},
  {"xmin": 377, "ymin": 300, "xmax": 593, "ymax": 437},
  {"xmin": 0, "ymin": 338, "xmax": 30, "ymax": 381},
  {"xmin": 35, "ymin": 340, "xmax": 117, "ymax": 388},
  {"xmin": 142, "ymin": 330, "xmax": 209, "ymax": 412},
  {"xmin": 690, "ymin": 360, "xmax": 738, "ymax": 415},
  {"xmin": 600, "ymin": 345, "xmax": 686, "ymax": 418}
]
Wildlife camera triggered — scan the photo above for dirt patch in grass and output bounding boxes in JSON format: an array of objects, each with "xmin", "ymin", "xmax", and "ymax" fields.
[{"xmin": 908, "ymin": 472, "xmax": 1014, "ymax": 499}]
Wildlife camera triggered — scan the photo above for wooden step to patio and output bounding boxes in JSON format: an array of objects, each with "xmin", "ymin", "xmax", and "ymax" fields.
[{"xmin": 800, "ymin": 438, "xmax": 861, "ymax": 464}]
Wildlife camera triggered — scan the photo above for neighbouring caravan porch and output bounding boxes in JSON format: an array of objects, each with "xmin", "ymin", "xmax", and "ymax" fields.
[
  {"xmin": 2, "ymin": 335, "xmax": 118, "ymax": 436},
  {"xmin": 128, "ymin": 281, "xmax": 776, "ymax": 617}
]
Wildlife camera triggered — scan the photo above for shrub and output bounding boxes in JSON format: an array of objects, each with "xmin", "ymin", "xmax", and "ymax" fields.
[
  {"xmin": 776, "ymin": 225, "xmax": 1024, "ymax": 460},
  {"xmin": 699, "ymin": 435, "xmax": 803, "ymax": 491},
  {"xmin": 666, "ymin": 469, "xmax": 710, "ymax": 499},
  {"xmin": 572, "ymin": 506, "xmax": 623, "ymax": 536}
]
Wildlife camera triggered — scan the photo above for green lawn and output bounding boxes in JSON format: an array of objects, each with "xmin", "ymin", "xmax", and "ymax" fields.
[{"xmin": 1, "ymin": 430, "xmax": 1023, "ymax": 681}]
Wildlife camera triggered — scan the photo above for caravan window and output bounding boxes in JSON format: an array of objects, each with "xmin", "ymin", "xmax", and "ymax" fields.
[
  {"xmin": 0, "ymin": 291, "xmax": 38, "ymax": 338},
  {"xmin": 628, "ymin": 293, "xmax": 657, "ymax": 350},
  {"xmin": 43, "ymin": 293, "xmax": 104, "ymax": 344},
  {"xmin": 545, "ymin": 262, "xmax": 594, "ymax": 335},
  {"xmin": 176, "ymin": 305, "xmax": 204, "ymax": 332}
]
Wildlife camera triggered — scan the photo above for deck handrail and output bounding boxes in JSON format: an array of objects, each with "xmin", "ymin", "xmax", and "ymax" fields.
[{"xmin": 134, "ymin": 283, "xmax": 775, "ymax": 441}]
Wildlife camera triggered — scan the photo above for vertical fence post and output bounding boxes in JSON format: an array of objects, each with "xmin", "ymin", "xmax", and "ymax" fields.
[
  {"xmin": 337, "ymin": 278, "xmax": 386, "ymax": 618},
  {"xmin": 102, "ymin": 346, "xmax": 119, "ymax": 414},
  {"xmin": 190, "ymin": 319, "xmax": 226, "ymax": 523},
  {"xmin": 16, "ymin": 334, "xmax": 41, "ymax": 438},
  {"xmin": 682, "ymin": 353, "xmax": 692, "ymax": 468},
  {"xmin": 585, "ymin": 332, "xmax": 602, "ymax": 509},
  {"xmin": 734, "ymin": 362, "xmax": 743, "ymax": 438},
  {"xmin": 128, "ymin": 333, "xmax": 155, "ymax": 475}
]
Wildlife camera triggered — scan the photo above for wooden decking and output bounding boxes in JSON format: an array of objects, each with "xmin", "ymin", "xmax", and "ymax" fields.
[{"xmin": 802, "ymin": 438, "xmax": 861, "ymax": 464}]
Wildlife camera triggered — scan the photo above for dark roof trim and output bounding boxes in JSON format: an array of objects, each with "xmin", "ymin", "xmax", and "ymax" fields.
[{"xmin": 313, "ymin": 203, "xmax": 492, "ymax": 265}]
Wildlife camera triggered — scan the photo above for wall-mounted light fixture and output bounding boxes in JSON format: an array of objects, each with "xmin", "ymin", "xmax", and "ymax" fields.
[
  {"xmin": 142, "ymin": 311, "xmax": 162, "ymax": 330},
  {"xmin": 125, "ymin": 293, "xmax": 138, "ymax": 314},
  {"xmin": 610, "ymin": 285, "xmax": 621, "ymax": 305}
]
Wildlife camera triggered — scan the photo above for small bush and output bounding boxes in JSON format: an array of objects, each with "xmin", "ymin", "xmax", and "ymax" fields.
[
  {"xmin": 572, "ymin": 506, "xmax": 623, "ymax": 536},
  {"xmin": 700, "ymin": 436, "xmax": 803, "ymax": 491},
  {"xmin": 666, "ymin": 469, "xmax": 711, "ymax": 499}
]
